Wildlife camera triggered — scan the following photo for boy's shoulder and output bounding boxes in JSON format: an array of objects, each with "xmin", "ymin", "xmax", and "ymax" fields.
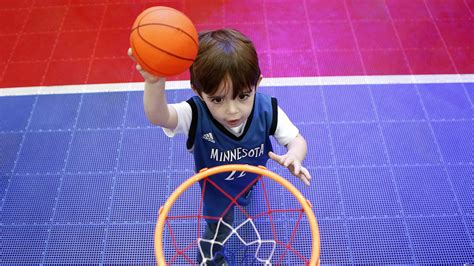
[
  {"xmin": 256, "ymin": 92, "xmax": 277, "ymax": 105},
  {"xmin": 255, "ymin": 92, "xmax": 277, "ymax": 114}
]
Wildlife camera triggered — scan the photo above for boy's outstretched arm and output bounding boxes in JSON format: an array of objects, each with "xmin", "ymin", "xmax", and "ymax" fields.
[
  {"xmin": 269, "ymin": 134, "xmax": 312, "ymax": 186},
  {"xmin": 128, "ymin": 48, "xmax": 178, "ymax": 129}
]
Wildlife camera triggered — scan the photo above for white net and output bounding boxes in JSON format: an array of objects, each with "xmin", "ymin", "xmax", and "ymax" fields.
[{"xmin": 198, "ymin": 217, "xmax": 276, "ymax": 266}]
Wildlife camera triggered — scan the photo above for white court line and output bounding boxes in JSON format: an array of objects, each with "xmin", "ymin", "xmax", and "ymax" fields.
[{"xmin": 0, "ymin": 74, "xmax": 473, "ymax": 97}]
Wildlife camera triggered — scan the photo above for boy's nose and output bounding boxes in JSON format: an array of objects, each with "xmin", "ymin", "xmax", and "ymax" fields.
[{"xmin": 226, "ymin": 101, "xmax": 238, "ymax": 114}]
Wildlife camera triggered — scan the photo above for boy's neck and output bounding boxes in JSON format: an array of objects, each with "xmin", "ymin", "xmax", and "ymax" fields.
[{"xmin": 224, "ymin": 119, "xmax": 247, "ymax": 137}]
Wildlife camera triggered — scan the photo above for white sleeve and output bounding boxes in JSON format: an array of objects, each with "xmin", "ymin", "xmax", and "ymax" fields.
[
  {"xmin": 162, "ymin": 101, "xmax": 192, "ymax": 137},
  {"xmin": 273, "ymin": 106, "xmax": 299, "ymax": 146}
]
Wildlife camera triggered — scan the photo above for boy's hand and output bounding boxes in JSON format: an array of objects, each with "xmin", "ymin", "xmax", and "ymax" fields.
[
  {"xmin": 128, "ymin": 48, "xmax": 164, "ymax": 84},
  {"xmin": 269, "ymin": 151, "xmax": 311, "ymax": 186}
]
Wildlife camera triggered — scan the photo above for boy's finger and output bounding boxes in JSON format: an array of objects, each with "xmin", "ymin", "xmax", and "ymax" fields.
[
  {"xmin": 293, "ymin": 162, "xmax": 301, "ymax": 176},
  {"xmin": 303, "ymin": 177, "xmax": 311, "ymax": 186},
  {"xmin": 296, "ymin": 170, "xmax": 309, "ymax": 185},
  {"xmin": 268, "ymin": 151, "xmax": 276, "ymax": 160},
  {"xmin": 283, "ymin": 156, "xmax": 292, "ymax": 167},
  {"xmin": 301, "ymin": 167, "xmax": 311, "ymax": 180},
  {"xmin": 268, "ymin": 151, "xmax": 283, "ymax": 164},
  {"xmin": 299, "ymin": 172, "xmax": 310, "ymax": 186},
  {"xmin": 128, "ymin": 48, "xmax": 135, "ymax": 60},
  {"xmin": 300, "ymin": 167, "xmax": 312, "ymax": 185}
]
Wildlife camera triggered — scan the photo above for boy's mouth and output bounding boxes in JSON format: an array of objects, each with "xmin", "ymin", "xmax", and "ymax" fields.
[{"xmin": 226, "ymin": 119, "xmax": 241, "ymax": 127}]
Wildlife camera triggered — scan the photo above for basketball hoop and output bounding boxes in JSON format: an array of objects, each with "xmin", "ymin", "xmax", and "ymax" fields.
[{"xmin": 154, "ymin": 164, "xmax": 320, "ymax": 265}]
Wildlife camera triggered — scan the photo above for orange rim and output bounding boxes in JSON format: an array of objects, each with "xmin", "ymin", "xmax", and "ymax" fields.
[{"xmin": 154, "ymin": 164, "xmax": 320, "ymax": 265}]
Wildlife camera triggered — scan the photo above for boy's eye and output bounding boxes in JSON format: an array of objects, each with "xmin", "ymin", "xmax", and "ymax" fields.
[
  {"xmin": 210, "ymin": 97, "xmax": 223, "ymax": 104},
  {"xmin": 238, "ymin": 93, "xmax": 250, "ymax": 100}
]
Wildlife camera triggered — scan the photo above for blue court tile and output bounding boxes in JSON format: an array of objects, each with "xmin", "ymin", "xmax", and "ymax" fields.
[
  {"xmin": 347, "ymin": 218, "xmax": 414, "ymax": 264},
  {"xmin": 431, "ymin": 121, "xmax": 472, "ymax": 163},
  {"xmin": 15, "ymin": 131, "xmax": 71, "ymax": 174},
  {"xmin": 124, "ymin": 91, "xmax": 152, "ymax": 128},
  {"xmin": 464, "ymin": 83, "xmax": 473, "ymax": 103},
  {"xmin": 393, "ymin": 166, "xmax": 459, "ymax": 216},
  {"xmin": 0, "ymin": 132, "xmax": 23, "ymax": 173},
  {"xmin": 260, "ymin": 86, "xmax": 276, "ymax": 94},
  {"xmin": 126, "ymin": 90, "xmax": 178, "ymax": 128},
  {"xmin": 466, "ymin": 214, "xmax": 473, "ymax": 240},
  {"xmin": 171, "ymin": 87, "xmax": 195, "ymax": 103},
  {"xmin": 54, "ymin": 173, "xmax": 113, "ymax": 223},
  {"xmin": 167, "ymin": 176, "xmax": 204, "ymax": 219},
  {"xmin": 308, "ymin": 168, "xmax": 342, "ymax": 219},
  {"xmin": 2, "ymin": 174, "xmax": 60, "ymax": 224},
  {"xmin": 242, "ymin": 179, "xmax": 287, "ymax": 219},
  {"xmin": 271, "ymin": 86, "xmax": 325, "ymax": 123},
  {"xmin": 29, "ymin": 94, "xmax": 80, "ymax": 131},
  {"xmin": 317, "ymin": 219, "xmax": 352, "ymax": 264},
  {"xmin": 0, "ymin": 95, "xmax": 35, "ymax": 131},
  {"xmin": 162, "ymin": 221, "xmax": 204, "ymax": 264},
  {"xmin": 418, "ymin": 83, "xmax": 472, "ymax": 120},
  {"xmin": 446, "ymin": 165, "xmax": 473, "ymax": 215},
  {"xmin": 118, "ymin": 128, "xmax": 172, "ymax": 171},
  {"xmin": 339, "ymin": 167, "xmax": 401, "ymax": 217},
  {"xmin": 330, "ymin": 123, "xmax": 387, "ymax": 166},
  {"xmin": 323, "ymin": 85, "xmax": 376, "ymax": 122},
  {"xmin": 406, "ymin": 216, "xmax": 473, "ymax": 263},
  {"xmin": 76, "ymin": 92, "xmax": 127, "ymax": 129},
  {"xmin": 166, "ymin": 169, "xmax": 196, "ymax": 196},
  {"xmin": 170, "ymin": 133, "xmax": 195, "ymax": 170},
  {"xmin": 381, "ymin": 122, "xmax": 440, "ymax": 164},
  {"xmin": 103, "ymin": 224, "xmax": 155, "ymax": 264},
  {"xmin": 166, "ymin": 190, "xmax": 197, "ymax": 220},
  {"xmin": 110, "ymin": 172, "xmax": 167, "ymax": 222},
  {"xmin": 371, "ymin": 84, "xmax": 425, "ymax": 121},
  {"xmin": 0, "ymin": 173, "xmax": 10, "ymax": 199},
  {"xmin": 44, "ymin": 224, "xmax": 106, "ymax": 264},
  {"xmin": 1, "ymin": 225, "xmax": 49, "ymax": 264},
  {"xmin": 299, "ymin": 124, "xmax": 334, "ymax": 167},
  {"xmin": 284, "ymin": 218, "xmax": 316, "ymax": 263},
  {"xmin": 66, "ymin": 130, "xmax": 121, "ymax": 173}
]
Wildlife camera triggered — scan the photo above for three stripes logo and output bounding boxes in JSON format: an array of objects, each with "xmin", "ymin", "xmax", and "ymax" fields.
[{"xmin": 202, "ymin": 132, "xmax": 215, "ymax": 143}]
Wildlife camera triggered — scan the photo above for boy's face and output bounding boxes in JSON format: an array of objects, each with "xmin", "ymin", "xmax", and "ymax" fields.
[{"xmin": 199, "ymin": 76, "xmax": 261, "ymax": 129}]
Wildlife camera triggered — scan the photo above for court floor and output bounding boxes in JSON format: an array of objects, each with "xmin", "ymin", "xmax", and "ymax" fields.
[
  {"xmin": 1, "ymin": 79, "xmax": 473, "ymax": 264},
  {"xmin": 1, "ymin": 0, "xmax": 473, "ymax": 265}
]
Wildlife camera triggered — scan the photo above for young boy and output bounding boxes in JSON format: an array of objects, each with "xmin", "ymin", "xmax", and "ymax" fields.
[{"xmin": 129, "ymin": 29, "xmax": 311, "ymax": 265}]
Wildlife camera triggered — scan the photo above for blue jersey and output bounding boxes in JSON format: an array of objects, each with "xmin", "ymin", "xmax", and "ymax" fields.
[{"xmin": 186, "ymin": 93, "xmax": 278, "ymax": 221}]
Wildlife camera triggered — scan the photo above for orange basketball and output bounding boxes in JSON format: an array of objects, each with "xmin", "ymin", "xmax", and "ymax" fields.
[{"xmin": 130, "ymin": 6, "xmax": 198, "ymax": 77}]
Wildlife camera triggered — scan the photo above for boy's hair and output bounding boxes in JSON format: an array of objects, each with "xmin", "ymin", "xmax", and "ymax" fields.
[{"xmin": 190, "ymin": 29, "xmax": 261, "ymax": 98}]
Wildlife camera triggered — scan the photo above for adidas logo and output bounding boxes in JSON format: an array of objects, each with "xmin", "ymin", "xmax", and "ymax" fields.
[{"xmin": 202, "ymin": 132, "xmax": 215, "ymax": 143}]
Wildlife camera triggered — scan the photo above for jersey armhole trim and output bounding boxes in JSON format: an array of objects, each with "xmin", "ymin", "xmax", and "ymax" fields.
[
  {"xmin": 186, "ymin": 98, "xmax": 198, "ymax": 150},
  {"xmin": 270, "ymin": 97, "xmax": 278, "ymax": 135}
]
